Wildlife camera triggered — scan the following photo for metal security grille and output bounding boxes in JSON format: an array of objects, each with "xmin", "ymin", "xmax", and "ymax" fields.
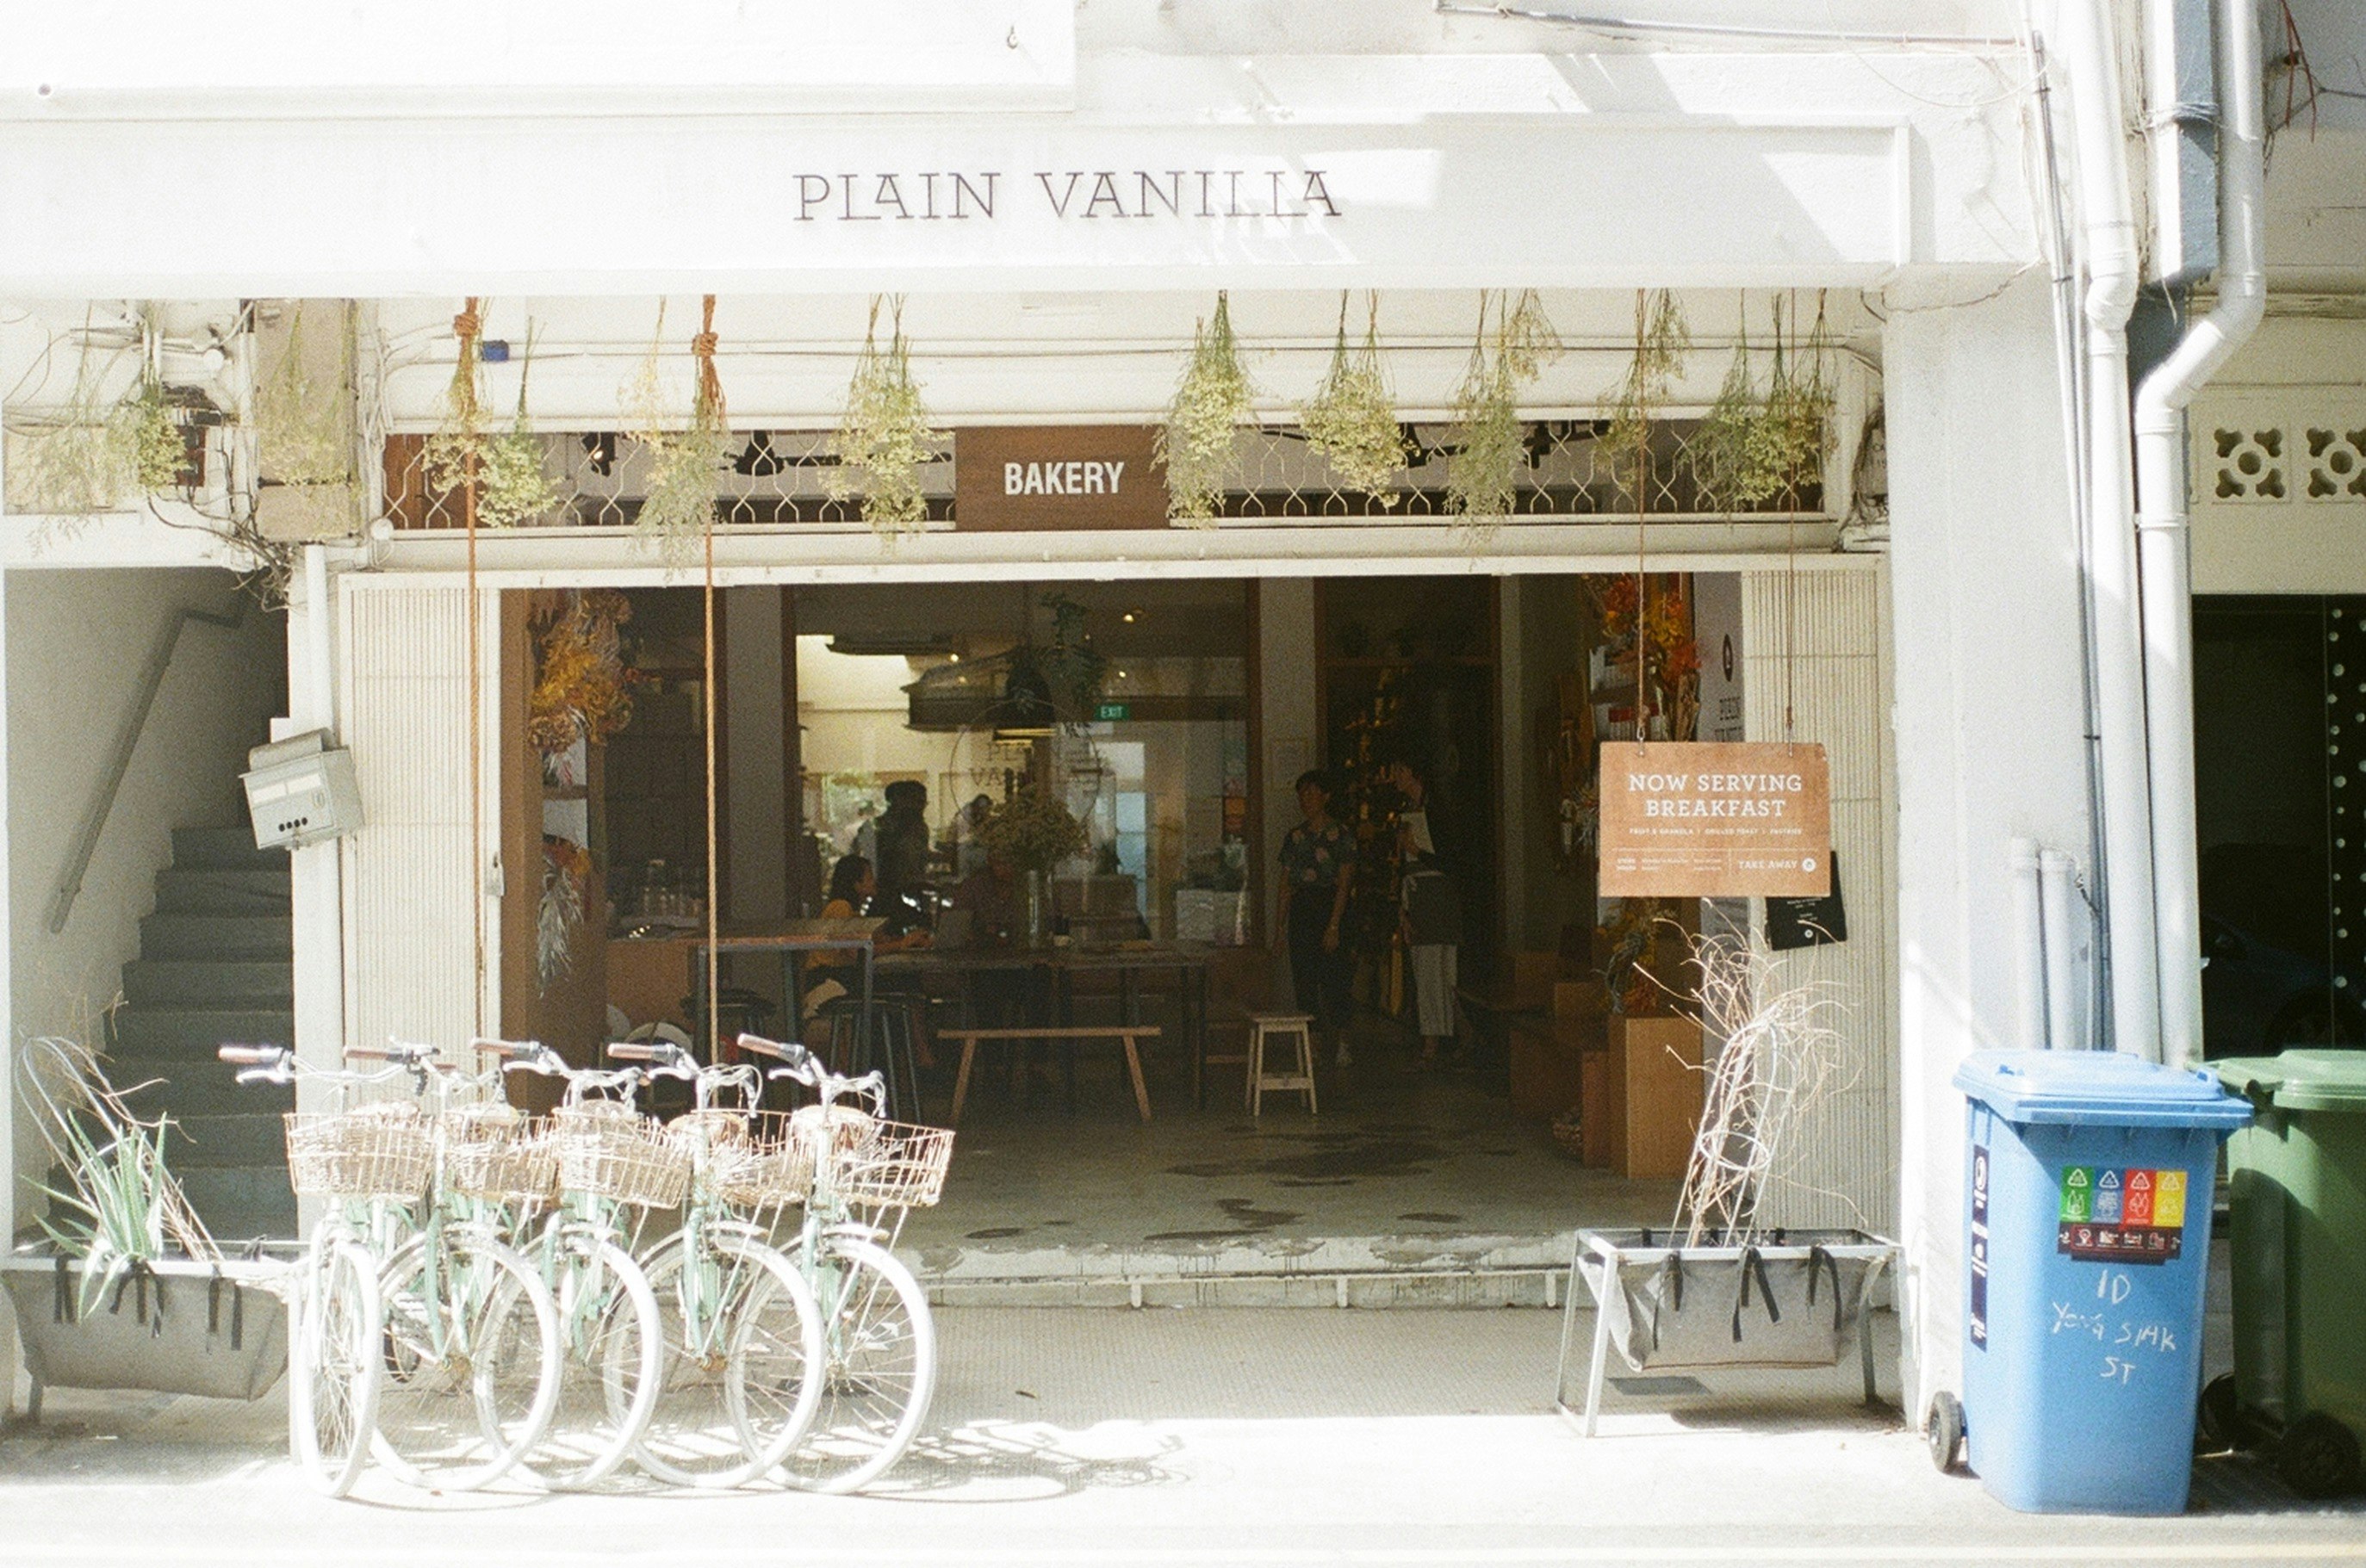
[{"xmin": 379, "ymin": 419, "xmax": 1827, "ymax": 530}]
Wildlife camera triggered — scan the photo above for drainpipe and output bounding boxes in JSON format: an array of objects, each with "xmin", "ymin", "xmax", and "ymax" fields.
[
  {"xmin": 2011, "ymin": 839, "xmax": 2049, "ymax": 1049},
  {"xmin": 2041, "ymin": 849, "xmax": 2085, "ymax": 1050},
  {"xmin": 2137, "ymin": 0, "xmax": 2266, "ymax": 1069},
  {"xmin": 2062, "ymin": 0, "xmax": 2159, "ymax": 1059}
]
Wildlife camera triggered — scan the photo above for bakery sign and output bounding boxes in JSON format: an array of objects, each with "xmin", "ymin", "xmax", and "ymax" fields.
[
  {"xmin": 1598, "ymin": 741, "xmax": 1832, "ymax": 898},
  {"xmin": 953, "ymin": 425, "xmax": 1168, "ymax": 530}
]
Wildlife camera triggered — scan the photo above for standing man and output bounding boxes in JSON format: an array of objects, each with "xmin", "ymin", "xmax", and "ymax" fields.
[{"xmin": 1275, "ymin": 768, "xmax": 1356, "ymax": 1068}]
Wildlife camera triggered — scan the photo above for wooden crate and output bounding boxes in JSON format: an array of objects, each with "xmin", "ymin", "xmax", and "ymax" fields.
[{"xmin": 1602, "ymin": 1014, "xmax": 1704, "ymax": 1180}]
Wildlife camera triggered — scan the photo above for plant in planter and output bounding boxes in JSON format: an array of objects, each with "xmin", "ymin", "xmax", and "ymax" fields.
[
  {"xmin": 976, "ymin": 785, "xmax": 1087, "ymax": 945},
  {"xmin": 827, "ymin": 294, "xmax": 946, "ymax": 536},
  {"xmin": 622, "ymin": 300, "xmax": 730, "ymax": 568},
  {"xmin": 1445, "ymin": 289, "xmax": 1562, "ymax": 537},
  {"xmin": 1157, "ymin": 291, "xmax": 1258, "ymax": 526},
  {"xmin": 1301, "ymin": 292, "xmax": 1410, "ymax": 506}
]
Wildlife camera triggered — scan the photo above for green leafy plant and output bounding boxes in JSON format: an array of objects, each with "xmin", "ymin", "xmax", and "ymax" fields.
[
  {"xmin": 1600, "ymin": 289, "xmax": 1691, "ymax": 511},
  {"xmin": 828, "ymin": 294, "xmax": 945, "ymax": 536},
  {"xmin": 622, "ymin": 300, "xmax": 729, "ymax": 568},
  {"xmin": 1445, "ymin": 289, "xmax": 1562, "ymax": 533},
  {"xmin": 975, "ymin": 784, "xmax": 1087, "ymax": 876},
  {"xmin": 1157, "ymin": 291, "xmax": 1258, "ymax": 525},
  {"xmin": 1301, "ymin": 293, "xmax": 1410, "ymax": 505}
]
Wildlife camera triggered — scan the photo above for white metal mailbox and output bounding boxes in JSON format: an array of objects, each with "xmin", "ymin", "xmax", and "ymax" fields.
[{"xmin": 241, "ymin": 729, "xmax": 363, "ymax": 851}]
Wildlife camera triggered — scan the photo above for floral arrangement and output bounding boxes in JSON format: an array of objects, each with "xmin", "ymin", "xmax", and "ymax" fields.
[
  {"xmin": 974, "ymin": 785, "xmax": 1086, "ymax": 875},
  {"xmin": 538, "ymin": 836, "xmax": 590, "ymax": 993},
  {"xmin": 828, "ymin": 294, "xmax": 945, "ymax": 535},
  {"xmin": 528, "ymin": 589, "xmax": 636, "ymax": 756},
  {"xmin": 622, "ymin": 299, "xmax": 729, "ymax": 567},
  {"xmin": 1600, "ymin": 289, "xmax": 1690, "ymax": 511},
  {"xmin": 1157, "ymin": 291, "xmax": 1258, "ymax": 525},
  {"xmin": 424, "ymin": 306, "xmax": 560, "ymax": 530},
  {"xmin": 1445, "ymin": 289, "xmax": 1562, "ymax": 533},
  {"xmin": 1301, "ymin": 293, "xmax": 1410, "ymax": 504}
]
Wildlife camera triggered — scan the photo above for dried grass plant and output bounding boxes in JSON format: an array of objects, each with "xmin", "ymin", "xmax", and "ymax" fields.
[
  {"xmin": 828, "ymin": 294, "xmax": 946, "ymax": 536},
  {"xmin": 1301, "ymin": 292, "xmax": 1409, "ymax": 505},
  {"xmin": 8, "ymin": 312, "xmax": 182, "ymax": 519},
  {"xmin": 1600, "ymin": 289, "xmax": 1690, "ymax": 511},
  {"xmin": 255, "ymin": 301, "xmax": 354, "ymax": 487},
  {"xmin": 1157, "ymin": 291, "xmax": 1258, "ymax": 525},
  {"xmin": 424, "ymin": 306, "xmax": 560, "ymax": 530},
  {"xmin": 1660, "ymin": 929, "xmax": 1853, "ymax": 1248},
  {"xmin": 1444, "ymin": 289, "xmax": 1562, "ymax": 539},
  {"xmin": 622, "ymin": 301, "xmax": 729, "ymax": 569}
]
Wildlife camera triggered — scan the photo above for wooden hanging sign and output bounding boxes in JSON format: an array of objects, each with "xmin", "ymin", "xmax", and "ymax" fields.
[
  {"xmin": 1598, "ymin": 741, "xmax": 1832, "ymax": 897},
  {"xmin": 953, "ymin": 425, "xmax": 1168, "ymax": 530}
]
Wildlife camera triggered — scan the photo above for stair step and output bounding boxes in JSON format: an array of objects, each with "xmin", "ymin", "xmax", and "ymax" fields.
[
  {"xmin": 139, "ymin": 912, "xmax": 292, "ymax": 961},
  {"xmin": 164, "ymin": 1112, "xmax": 289, "ymax": 1168},
  {"xmin": 171, "ymin": 826, "xmax": 288, "ymax": 871},
  {"xmin": 110, "ymin": 1008, "xmax": 294, "ymax": 1056},
  {"xmin": 153, "ymin": 867, "xmax": 292, "ymax": 914},
  {"xmin": 110, "ymin": 1056, "xmax": 291, "ymax": 1118},
  {"xmin": 178, "ymin": 1166, "xmax": 298, "ymax": 1245},
  {"xmin": 122, "ymin": 959, "xmax": 294, "ymax": 1008}
]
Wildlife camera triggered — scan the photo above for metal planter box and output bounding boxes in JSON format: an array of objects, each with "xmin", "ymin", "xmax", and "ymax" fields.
[
  {"xmin": 1554, "ymin": 1226, "xmax": 1897, "ymax": 1435},
  {"xmin": 2, "ymin": 1253, "xmax": 290, "ymax": 1416}
]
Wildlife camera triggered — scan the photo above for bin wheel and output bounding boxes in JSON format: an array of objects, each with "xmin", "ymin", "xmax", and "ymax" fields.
[
  {"xmin": 1925, "ymin": 1392, "xmax": 1965, "ymax": 1474},
  {"xmin": 2276, "ymin": 1414, "xmax": 2363, "ymax": 1500},
  {"xmin": 2196, "ymin": 1373, "xmax": 2247, "ymax": 1453}
]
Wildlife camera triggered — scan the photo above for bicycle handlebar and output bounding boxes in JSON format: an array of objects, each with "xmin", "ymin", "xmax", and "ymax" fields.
[
  {"xmin": 217, "ymin": 1044, "xmax": 287, "ymax": 1067},
  {"xmin": 471, "ymin": 1037, "xmax": 543, "ymax": 1061},
  {"xmin": 735, "ymin": 1033, "xmax": 887, "ymax": 1115}
]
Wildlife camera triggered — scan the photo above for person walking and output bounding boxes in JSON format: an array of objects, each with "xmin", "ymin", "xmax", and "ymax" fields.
[
  {"xmin": 1275, "ymin": 768, "xmax": 1356, "ymax": 1067},
  {"xmin": 1397, "ymin": 819, "xmax": 1462, "ymax": 1069}
]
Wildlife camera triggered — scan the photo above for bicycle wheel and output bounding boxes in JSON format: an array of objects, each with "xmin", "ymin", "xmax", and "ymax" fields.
[
  {"xmin": 636, "ymin": 1232, "xmax": 822, "ymax": 1489},
  {"xmin": 371, "ymin": 1232, "xmax": 560, "ymax": 1492},
  {"xmin": 780, "ymin": 1233, "xmax": 935, "ymax": 1494},
  {"xmin": 288, "ymin": 1234, "xmax": 383, "ymax": 1499},
  {"xmin": 525, "ymin": 1227, "xmax": 663, "ymax": 1491}
]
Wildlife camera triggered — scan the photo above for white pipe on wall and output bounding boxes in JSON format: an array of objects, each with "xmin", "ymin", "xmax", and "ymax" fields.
[
  {"xmin": 2062, "ymin": 0, "xmax": 2160, "ymax": 1059},
  {"xmin": 2041, "ymin": 848, "xmax": 2084, "ymax": 1050},
  {"xmin": 2011, "ymin": 837, "xmax": 2049, "ymax": 1049},
  {"xmin": 2135, "ymin": 0, "xmax": 2265, "ymax": 1070}
]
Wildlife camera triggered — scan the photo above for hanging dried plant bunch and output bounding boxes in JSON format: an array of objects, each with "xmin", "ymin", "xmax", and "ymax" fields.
[
  {"xmin": 1692, "ymin": 307, "xmax": 1760, "ymax": 512},
  {"xmin": 1445, "ymin": 289, "xmax": 1563, "ymax": 530},
  {"xmin": 421, "ymin": 300, "xmax": 490, "ymax": 505},
  {"xmin": 117, "ymin": 376, "xmax": 184, "ymax": 494},
  {"xmin": 1748, "ymin": 294, "xmax": 1836, "ymax": 506},
  {"xmin": 622, "ymin": 299, "xmax": 730, "ymax": 567},
  {"xmin": 1600, "ymin": 289, "xmax": 1691, "ymax": 510},
  {"xmin": 1301, "ymin": 292, "xmax": 1410, "ymax": 505},
  {"xmin": 255, "ymin": 301, "xmax": 353, "ymax": 487},
  {"xmin": 528, "ymin": 588, "xmax": 637, "ymax": 755},
  {"xmin": 1157, "ymin": 291, "xmax": 1258, "ymax": 525},
  {"xmin": 9, "ymin": 310, "xmax": 185, "ymax": 516},
  {"xmin": 426, "ymin": 307, "xmax": 562, "ymax": 530},
  {"xmin": 539, "ymin": 838, "xmax": 590, "ymax": 993},
  {"xmin": 828, "ymin": 295, "xmax": 945, "ymax": 534}
]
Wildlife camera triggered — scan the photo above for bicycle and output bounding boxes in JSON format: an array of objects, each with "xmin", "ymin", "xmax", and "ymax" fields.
[
  {"xmin": 601, "ymin": 1039, "xmax": 827, "ymax": 1489},
  {"xmin": 475, "ymin": 1038, "xmax": 669, "ymax": 1491},
  {"xmin": 222, "ymin": 1044, "xmax": 562, "ymax": 1496},
  {"xmin": 736, "ymin": 1032, "xmax": 953, "ymax": 1493}
]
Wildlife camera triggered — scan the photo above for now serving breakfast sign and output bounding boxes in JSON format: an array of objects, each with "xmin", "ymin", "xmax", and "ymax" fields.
[{"xmin": 1598, "ymin": 741, "xmax": 1832, "ymax": 898}]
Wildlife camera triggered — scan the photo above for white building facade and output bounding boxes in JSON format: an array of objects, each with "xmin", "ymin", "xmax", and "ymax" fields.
[{"xmin": 3, "ymin": 0, "xmax": 2360, "ymax": 1430}]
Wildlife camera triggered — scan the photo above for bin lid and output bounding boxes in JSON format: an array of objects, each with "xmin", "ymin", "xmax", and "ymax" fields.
[
  {"xmin": 1953, "ymin": 1050, "xmax": 2253, "ymax": 1128},
  {"xmin": 2211, "ymin": 1050, "xmax": 2366, "ymax": 1113}
]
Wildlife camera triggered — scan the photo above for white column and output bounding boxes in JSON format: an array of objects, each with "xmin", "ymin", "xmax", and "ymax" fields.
[
  {"xmin": 284, "ymin": 550, "xmax": 345, "ymax": 1224},
  {"xmin": 1883, "ymin": 273, "xmax": 2095, "ymax": 1422}
]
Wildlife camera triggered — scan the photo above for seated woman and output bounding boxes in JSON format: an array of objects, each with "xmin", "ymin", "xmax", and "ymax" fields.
[{"xmin": 806, "ymin": 853, "xmax": 928, "ymax": 1020}]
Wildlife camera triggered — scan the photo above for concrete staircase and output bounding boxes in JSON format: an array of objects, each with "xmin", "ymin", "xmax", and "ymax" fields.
[{"xmin": 108, "ymin": 826, "xmax": 296, "ymax": 1243}]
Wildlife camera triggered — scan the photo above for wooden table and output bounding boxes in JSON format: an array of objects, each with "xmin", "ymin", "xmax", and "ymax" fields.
[{"xmin": 692, "ymin": 916, "xmax": 884, "ymax": 1056}]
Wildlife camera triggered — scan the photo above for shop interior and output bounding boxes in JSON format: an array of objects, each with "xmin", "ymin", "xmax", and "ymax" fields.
[{"xmin": 505, "ymin": 568, "xmax": 1759, "ymax": 1273}]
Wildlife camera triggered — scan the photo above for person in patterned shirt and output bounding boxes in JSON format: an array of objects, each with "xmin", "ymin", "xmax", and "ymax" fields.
[{"xmin": 1275, "ymin": 769, "xmax": 1356, "ymax": 1065}]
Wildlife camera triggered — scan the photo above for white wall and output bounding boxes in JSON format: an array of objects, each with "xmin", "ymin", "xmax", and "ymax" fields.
[
  {"xmin": 5, "ymin": 566, "xmax": 283, "ymax": 1197},
  {"xmin": 2189, "ymin": 319, "xmax": 2366, "ymax": 594},
  {"xmin": 1882, "ymin": 275, "xmax": 2094, "ymax": 1418}
]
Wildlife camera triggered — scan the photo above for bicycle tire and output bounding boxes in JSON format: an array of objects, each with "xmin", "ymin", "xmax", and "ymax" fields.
[
  {"xmin": 525, "ymin": 1228, "xmax": 663, "ymax": 1491},
  {"xmin": 370, "ymin": 1231, "xmax": 561, "ymax": 1492},
  {"xmin": 635, "ymin": 1233, "xmax": 823, "ymax": 1489},
  {"xmin": 289, "ymin": 1234, "xmax": 384, "ymax": 1499},
  {"xmin": 779, "ymin": 1234, "xmax": 935, "ymax": 1495}
]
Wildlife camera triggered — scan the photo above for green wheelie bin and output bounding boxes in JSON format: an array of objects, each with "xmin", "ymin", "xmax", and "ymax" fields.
[{"xmin": 2208, "ymin": 1050, "xmax": 2366, "ymax": 1498}]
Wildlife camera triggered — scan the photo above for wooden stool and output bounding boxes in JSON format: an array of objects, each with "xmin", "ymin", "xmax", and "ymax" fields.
[{"xmin": 1246, "ymin": 1013, "xmax": 1318, "ymax": 1118}]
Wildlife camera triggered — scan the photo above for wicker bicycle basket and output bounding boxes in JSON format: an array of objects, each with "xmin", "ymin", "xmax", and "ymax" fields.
[
  {"xmin": 708, "ymin": 1112, "xmax": 817, "ymax": 1210},
  {"xmin": 823, "ymin": 1120, "xmax": 954, "ymax": 1211},
  {"xmin": 441, "ymin": 1114, "xmax": 556, "ymax": 1205},
  {"xmin": 546, "ymin": 1109, "xmax": 692, "ymax": 1210},
  {"xmin": 284, "ymin": 1106, "xmax": 435, "ymax": 1200}
]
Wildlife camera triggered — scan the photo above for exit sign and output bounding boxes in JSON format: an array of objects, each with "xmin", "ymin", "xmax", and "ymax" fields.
[{"xmin": 1095, "ymin": 701, "xmax": 1131, "ymax": 722}]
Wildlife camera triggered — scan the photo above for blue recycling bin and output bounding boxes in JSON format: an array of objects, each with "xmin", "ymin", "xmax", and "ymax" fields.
[{"xmin": 1952, "ymin": 1050, "xmax": 2251, "ymax": 1514}]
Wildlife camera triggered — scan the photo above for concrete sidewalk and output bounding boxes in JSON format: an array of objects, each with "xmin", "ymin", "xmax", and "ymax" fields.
[{"xmin": 2, "ymin": 1306, "xmax": 2361, "ymax": 1565}]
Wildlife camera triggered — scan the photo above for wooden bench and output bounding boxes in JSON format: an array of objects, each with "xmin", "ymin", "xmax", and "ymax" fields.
[{"xmin": 941, "ymin": 1026, "xmax": 1160, "ymax": 1125}]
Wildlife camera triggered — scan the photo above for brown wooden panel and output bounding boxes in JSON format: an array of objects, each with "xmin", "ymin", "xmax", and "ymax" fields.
[
  {"xmin": 953, "ymin": 425, "xmax": 1167, "ymax": 530},
  {"xmin": 1598, "ymin": 741, "xmax": 1832, "ymax": 897}
]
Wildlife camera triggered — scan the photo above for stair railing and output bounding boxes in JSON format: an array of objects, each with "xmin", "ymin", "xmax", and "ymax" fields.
[{"xmin": 46, "ymin": 599, "xmax": 249, "ymax": 934}]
